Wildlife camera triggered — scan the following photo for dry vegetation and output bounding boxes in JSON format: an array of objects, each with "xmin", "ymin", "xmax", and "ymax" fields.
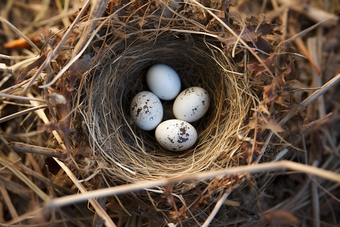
[{"xmin": 0, "ymin": 0, "xmax": 340, "ymax": 226}]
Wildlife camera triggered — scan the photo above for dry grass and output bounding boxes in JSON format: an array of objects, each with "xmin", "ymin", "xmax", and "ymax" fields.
[
  {"xmin": 0, "ymin": 0, "xmax": 340, "ymax": 226},
  {"xmin": 77, "ymin": 33, "xmax": 253, "ymax": 181}
]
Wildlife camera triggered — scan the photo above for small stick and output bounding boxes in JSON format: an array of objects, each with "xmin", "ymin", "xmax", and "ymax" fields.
[
  {"xmin": 201, "ymin": 187, "xmax": 235, "ymax": 227},
  {"xmin": 0, "ymin": 54, "xmax": 30, "ymax": 60},
  {"xmin": 311, "ymin": 162, "xmax": 320, "ymax": 227},
  {"xmin": 0, "ymin": 105, "xmax": 46, "ymax": 124},
  {"xmin": 0, "ymin": 180, "xmax": 19, "ymax": 220},
  {"xmin": 46, "ymin": 160, "xmax": 340, "ymax": 209},
  {"xmin": 9, "ymin": 142, "xmax": 62, "ymax": 158},
  {"xmin": 0, "ymin": 93, "xmax": 46, "ymax": 103}
]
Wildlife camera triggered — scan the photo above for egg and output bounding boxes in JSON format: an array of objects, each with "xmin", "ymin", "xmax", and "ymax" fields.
[
  {"xmin": 173, "ymin": 87, "xmax": 210, "ymax": 122},
  {"xmin": 146, "ymin": 64, "xmax": 181, "ymax": 100},
  {"xmin": 130, "ymin": 91, "xmax": 163, "ymax": 131},
  {"xmin": 155, "ymin": 119, "xmax": 197, "ymax": 151}
]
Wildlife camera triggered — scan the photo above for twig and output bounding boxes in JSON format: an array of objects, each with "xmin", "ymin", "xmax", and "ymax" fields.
[
  {"xmin": 289, "ymin": 26, "xmax": 321, "ymax": 76},
  {"xmin": 0, "ymin": 93, "xmax": 46, "ymax": 103},
  {"xmin": 0, "ymin": 105, "xmax": 46, "ymax": 124},
  {"xmin": 0, "ymin": 54, "xmax": 30, "ymax": 60},
  {"xmin": 279, "ymin": 14, "xmax": 337, "ymax": 46},
  {"xmin": 300, "ymin": 112, "xmax": 332, "ymax": 133},
  {"xmin": 311, "ymin": 162, "xmax": 320, "ymax": 227},
  {"xmin": 72, "ymin": 0, "xmax": 111, "ymax": 57},
  {"xmin": 277, "ymin": 0, "xmax": 338, "ymax": 27},
  {"xmin": 0, "ymin": 181, "xmax": 19, "ymax": 221},
  {"xmin": 46, "ymin": 160, "xmax": 340, "ymax": 209},
  {"xmin": 9, "ymin": 142, "xmax": 62, "ymax": 158},
  {"xmin": 201, "ymin": 188, "xmax": 234, "ymax": 227}
]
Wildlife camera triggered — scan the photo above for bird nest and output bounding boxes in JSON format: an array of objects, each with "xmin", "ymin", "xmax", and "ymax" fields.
[
  {"xmin": 73, "ymin": 32, "xmax": 252, "ymax": 182},
  {"xmin": 56, "ymin": 0, "xmax": 284, "ymax": 224}
]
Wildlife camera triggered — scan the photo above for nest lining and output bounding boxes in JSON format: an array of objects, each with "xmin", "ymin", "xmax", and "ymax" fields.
[{"xmin": 73, "ymin": 30, "xmax": 253, "ymax": 182}]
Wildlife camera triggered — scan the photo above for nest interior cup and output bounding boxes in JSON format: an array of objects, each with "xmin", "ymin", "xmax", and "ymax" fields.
[{"xmin": 74, "ymin": 31, "xmax": 252, "ymax": 182}]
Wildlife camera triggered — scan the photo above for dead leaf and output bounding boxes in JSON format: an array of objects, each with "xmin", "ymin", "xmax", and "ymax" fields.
[
  {"xmin": 4, "ymin": 36, "xmax": 41, "ymax": 49},
  {"xmin": 248, "ymin": 54, "xmax": 275, "ymax": 78},
  {"xmin": 220, "ymin": 19, "xmax": 281, "ymax": 48},
  {"xmin": 262, "ymin": 210, "xmax": 299, "ymax": 226},
  {"xmin": 263, "ymin": 80, "xmax": 277, "ymax": 104},
  {"xmin": 169, "ymin": 205, "xmax": 188, "ymax": 220}
]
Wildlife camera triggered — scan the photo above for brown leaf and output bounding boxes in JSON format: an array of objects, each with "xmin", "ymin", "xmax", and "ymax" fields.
[
  {"xmin": 209, "ymin": 178, "xmax": 219, "ymax": 193},
  {"xmin": 169, "ymin": 205, "xmax": 188, "ymax": 220},
  {"xmin": 220, "ymin": 20, "xmax": 281, "ymax": 47},
  {"xmin": 263, "ymin": 80, "xmax": 277, "ymax": 104},
  {"xmin": 277, "ymin": 61, "xmax": 292, "ymax": 87},
  {"xmin": 267, "ymin": 118, "xmax": 285, "ymax": 132},
  {"xmin": 262, "ymin": 210, "xmax": 299, "ymax": 226},
  {"xmin": 255, "ymin": 36, "xmax": 275, "ymax": 53},
  {"xmin": 190, "ymin": 194, "xmax": 209, "ymax": 212},
  {"xmin": 248, "ymin": 54, "xmax": 275, "ymax": 78}
]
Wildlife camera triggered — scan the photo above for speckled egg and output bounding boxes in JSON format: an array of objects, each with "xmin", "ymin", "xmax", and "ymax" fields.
[
  {"xmin": 146, "ymin": 64, "xmax": 181, "ymax": 100},
  {"xmin": 130, "ymin": 91, "xmax": 163, "ymax": 131},
  {"xmin": 155, "ymin": 119, "xmax": 197, "ymax": 151},
  {"xmin": 173, "ymin": 87, "xmax": 210, "ymax": 123}
]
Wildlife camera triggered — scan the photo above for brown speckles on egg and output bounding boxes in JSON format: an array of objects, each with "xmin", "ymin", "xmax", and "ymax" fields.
[
  {"xmin": 155, "ymin": 119, "xmax": 197, "ymax": 151},
  {"xmin": 179, "ymin": 127, "xmax": 186, "ymax": 136},
  {"xmin": 136, "ymin": 107, "xmax": 142, "ymax": 117},
  {"xmin": 143, "ymin": 105, "xmax": 149, "ymax": 114},
  {"xmin": 168, "ymin": 137, "xmax": 174, "ymax": 144},
  {"xmin": 130, "ymin": 91, "xmax": 163, "ymax": 131},
  {"xmin": 173, "ymin": 87, "xmax": 210, "ymax": 123}
]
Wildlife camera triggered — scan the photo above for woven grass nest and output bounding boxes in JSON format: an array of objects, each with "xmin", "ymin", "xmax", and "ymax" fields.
[
  {"xmin": 63, "ymin": 0, "xmax": 285, "ymax": 224},
  {"xmin": 67, "ymin": 1, "xmax": 267, "ymax": 185},
  {"xmin": 75, "ymin": 33, "xmax": 252, "ymax": 182}
]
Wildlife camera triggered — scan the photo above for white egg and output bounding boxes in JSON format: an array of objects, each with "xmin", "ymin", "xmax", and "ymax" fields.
[
  {"xmin": 173, "ymin": 87, "xmax": 210, "ymax": 122},
  {"xmin": 130, "ymin": 91, "xmax": 163, "ymax": 131},
  {"xmin": 155, "ymin": 119, "xmax": 197, "ymax": 151},
  {"xmin": 146, "ymin": 64, "xmax": 181, "ymax": 100}
]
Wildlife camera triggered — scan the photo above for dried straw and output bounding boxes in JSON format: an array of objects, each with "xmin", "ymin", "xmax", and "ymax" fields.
[{"xmin": 71, "ymin": 19, "xmax": 254, "ymax": 183}]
